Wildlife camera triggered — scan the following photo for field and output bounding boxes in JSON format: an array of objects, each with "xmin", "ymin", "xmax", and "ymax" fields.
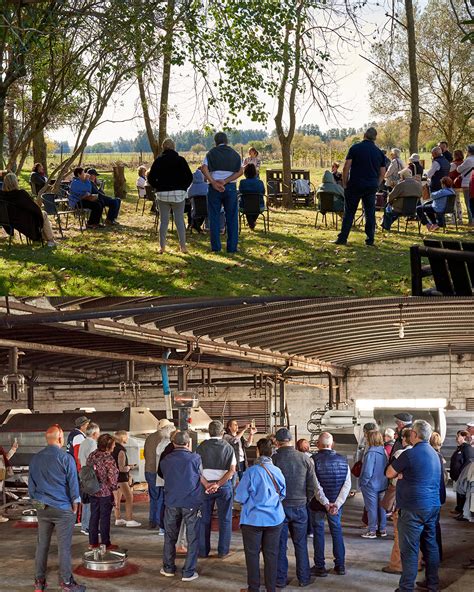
[{"xmin": 0, "ymin": 157, "xmax": 466, "ymax": 297}]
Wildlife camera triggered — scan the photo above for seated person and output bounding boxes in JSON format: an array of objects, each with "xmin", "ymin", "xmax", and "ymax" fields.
[
  {"xmin": 407, "ymin": 154, "xmax": 423, "ymax": 181},
  {"xmin": 29, "ymin": 163, "xmax": 50, "ymax": 196},
  {"xmin": 416, "ymin": 176, "xmax": 455, "ymax": 231},
  {"xmin": 68, "ymin": 167, "xmax": 104, "ymax": 229},
  {"xmin": 187, "ymin": 168, "xmax": 208, "ymax": 232},
  {"xmin": 316, "ymin": 170, "xmax": 345, "ymax": 214},
  {"xmin": 238, "ymin": 163, "xmax": 265, "ymax": 229},
  {"xmin": 0, "ymin": 172, "xmax": 56, "ymax": 246},
  {"xmin": 382, "ymin": 168, "xmax": 422, "ymax": 231},
  {"xmin": 86, "ymin": 168, "xmax": 121, "ymax": 226},
  {"xmin": 331, "ymin": 162, "xmax": 343, "ymax": 185},
  {"xmin": 136, "ymin": 166, "xmax": 147, "ymax": 199}
]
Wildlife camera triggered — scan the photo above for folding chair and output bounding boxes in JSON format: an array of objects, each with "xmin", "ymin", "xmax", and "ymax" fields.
[
  {"xmin": 396, "ymin": 196, "xmax": 421, "ymax": 234},
  {"xmin": 0, "ymin": 200, "xmax": 44, "ymax": 247},
  {"xmin": 41, "ymin": 193, "xmax": 69, "ymax": 238},
  {"xmin": 315, "ymin": 192, "xmax": 343, "ymax": 229},
  {"xmin": 239, "ymin": 193, "xmax": 269, "ymax": 233},
  {"xmin": 189, "ymin": 195, "xmax": 208, "ymax": 233}
]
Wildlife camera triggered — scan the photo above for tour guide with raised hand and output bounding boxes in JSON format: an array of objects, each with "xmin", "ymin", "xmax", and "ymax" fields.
[
  {"xmin": 386, "ymin": 419, "xmax": 442, "ymax": 592},
  {"xmin": 334, "ymin": 126, "xmax": 386, "ymax": 246},
  {"xmin": 201, "ymin": 132, "xmax": 243, "ymax": 253},
  {"xmin": 28, "ymin": 425, "xmax": 86, "ymax": 592}
]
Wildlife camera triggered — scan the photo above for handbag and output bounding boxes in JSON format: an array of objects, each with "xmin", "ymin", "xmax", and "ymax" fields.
[
  {"xmin": 257, "ymin": 462, "xmax": 283, "ymax": 500},
  {"xmin": 380, "ymin": 483, "xmax": 397, "ymax": 512},
  {"xmin": 351, "ymin": 460, "xmax": 362, "ymax": 477}
]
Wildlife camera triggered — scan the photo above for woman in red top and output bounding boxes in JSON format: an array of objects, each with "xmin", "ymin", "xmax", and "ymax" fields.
[
  {"xmin": 449, "ymin": 150, "xmax": 464, "ymax": 223},
  {"xmin": 86, "ymin": 434, "xmax": 119, "ymax": 549}
]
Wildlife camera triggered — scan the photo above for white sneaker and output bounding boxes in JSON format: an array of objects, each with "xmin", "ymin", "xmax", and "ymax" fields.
[
  {"xmin": 115, "ymin": 519, "xmax": 127, "ymax": 526},
  {"xmin": 158, "ymin": 528, "xmax": 165, "ymax": 536},
  {"xmin": 182, "ymin": 572, "xmax": 199, "ymax": 582},
  {"xmin": 0, "ymin": 516, "xmax": 9, "ymax": 523},
  {"xmin": 125, "ymin": 520, "xmax": 141, "ymax": 528},
  {"xmin": 80, "ymin": 529, "xmax": 89, "ymax": 536},
  {"xmin": 74, "ymin": 522, "xmax": 82, "ymax": 527},
  {"xmin": 160, "ymin": 568, "xmax": 175, "ymax": 577},
  {"xmin": 47, "ymin": 240, "xmax": 57, "ymax": 247}
]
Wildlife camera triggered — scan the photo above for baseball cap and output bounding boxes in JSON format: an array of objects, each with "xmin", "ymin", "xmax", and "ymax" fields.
[
  {"xmin": 86, "ymin": 168, "xmax": 99, "ymax": 176},
  {"xmin": 394, "ymin": 413, "xmax": 413, "ymax": 423},
  {"xmin": 74, "ymin": 415, "xmax": 90, "ymax": 427},
  {"xmin": 275, "ymin": 427, "xmax": 292, "ymax": 442}
]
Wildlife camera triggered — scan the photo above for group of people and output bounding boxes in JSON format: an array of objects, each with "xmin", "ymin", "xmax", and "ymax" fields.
[
  {"xmin": 2, "ymin": 411, "xmax": 473, "ymax": 592},
  {"xmin": 322, "ymin": 128, "xmax": 474, "ymax": 246},
  {"xmin": 139, "ymin": 134, "xmax": 264, "ymax": 254}
]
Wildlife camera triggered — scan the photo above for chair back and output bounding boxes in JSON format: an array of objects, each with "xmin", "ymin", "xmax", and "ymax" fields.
[
  {"xmin": 398, "ymin": 196, "xmax": 419, "ymax": 215},
  {"xmin": 240, "ymin": 193, "xmax": 263, "ymax": 215},
  {"xmin": 444, "ymin": 193, "xmax": 456, "ymax": 215},
  {"xmin": 41, "ymin": 193, "xmax": 59, "ymax": 215},
  {"xmin": 192, "ymin": 195, "xmax": 208, "ymax": 217},
  {"xmin": 0, "ymin": 201, "xmax": 12, "ymax": 235},
  {"xmin": 318, "ymin": 191, "xmax": 343, "ymax": 213},
  {"xmin": 145, "ymin": 185, "xmax": 156, "ymax": 201},
  {"xmin": 30, "ymin": 181, "xmax": 37, "ymax": 196}
]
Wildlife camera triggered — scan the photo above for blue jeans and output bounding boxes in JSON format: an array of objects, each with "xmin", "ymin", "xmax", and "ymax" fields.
[
  {"xmin": 98, "ymin": 195, "xmax": 121, "ymax": 221},
  {"xmin": 81, "ymin": 502, "xmax": 91, "ymax": 531},
  {"xmin": 199, "ymin": 482, "xmax": 233, "ymax": 557},
  {"xmin": 310, "ymin": 508, "xmax": 345, "ymax": 569},
  {"xmin": 277, "ymin": 505, "xmax": 311, "ymax": 586},
  {"xmin": 361, "ymin": 486, "xmax": 387, "ymax": 532},
  {"xmin": 145, "ymin": 471, "xmax": 165, "ymax": 528},
  {"xmin": 338, "ymin": 186, "xmax": 377, "ymax": 244},
  {"xmin": 208, "ymin": 183, "xmax": 238, "ymax": 252},
  {"xmin": 163, "ymin": 505, "xmax": 201, "ymax": 578},
  {"xmin": 398, "ymin": 507, "xmax": 440, "ymax": 592}
]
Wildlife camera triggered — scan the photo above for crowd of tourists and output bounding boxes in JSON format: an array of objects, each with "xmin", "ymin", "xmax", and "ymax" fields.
[{"xmin": 2, "ymin": 411, "xmax": 471, "ymax": 592}]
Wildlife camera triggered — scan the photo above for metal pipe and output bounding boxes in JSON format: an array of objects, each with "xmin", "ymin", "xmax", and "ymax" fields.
[{"xmin": 327, "ymin": 372, "xmax": 334, "ymax": 410}]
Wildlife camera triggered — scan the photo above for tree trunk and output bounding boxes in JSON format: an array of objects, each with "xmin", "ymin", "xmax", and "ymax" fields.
[
  {"xmin": 0, "ymin": 92, "xmax": 6, "ymax": 168},
  {"xmin": 281, "ymin": 139, "xmax": 293, "ymax": 209},
  {"xmin": 405, "ymin": 0, "xmax": 420, "ymax": 154},
  {"xmin": 158, "ymin": 0, "xmax": 175, "ymax": 148},
  {"xmin": 6, "ymin": 92, "xmax": 17, "ymax": 171},
  {"xmin": 113, "ymin": 164, "xmax": 127, "ymax": 199},
  {"xmin": 32, "ymin": 128, "xmax": 48, "ymax": 175},
  {"xmin": 137, "ymin": 67, "xmax": 160, "ymax": 158}
]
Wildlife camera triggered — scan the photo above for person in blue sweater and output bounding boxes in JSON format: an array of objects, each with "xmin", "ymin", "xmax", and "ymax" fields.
[
  {"xmin": 359, "ymin": 430, "xmax": 388, "ymax": 539},
  {"xmin": 235, "ymin": 437, "xmax": 286, "ymax": 592},
  {"xmin": 68, "ymin": 167, "xmax": 104, "ymax": 229},
  {"xmin": 238, "ymin": 163, "xmax": 265, "ymax": 230},
  {"xmin": 416, "ymin": 176, "xmax": 455, "ymax": 231}
]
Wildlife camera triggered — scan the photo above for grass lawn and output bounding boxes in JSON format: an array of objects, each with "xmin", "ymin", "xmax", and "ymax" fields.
[{"xmin": 0, "ymin": 165, "xmax": 468, "ymax": 297}]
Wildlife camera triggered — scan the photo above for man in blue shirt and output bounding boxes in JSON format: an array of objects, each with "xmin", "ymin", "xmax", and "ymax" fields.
[
  {"xmin": 387, "ymin": 419, "xmax": 442, "ymax": 592},
  {"xmin": 68, "ymin": 167, "xmax": 104, "ymax": 229},
  {"xmin": 335, "ymin": 127, "xmax": 386, "ymax": 246},
  {"xmin": 159, "ymin": 430, "xmax": 204, "ymax": 583},
  {"xmin": 29, "ymin": 425, "xmax": 85, "ymax": 592}
]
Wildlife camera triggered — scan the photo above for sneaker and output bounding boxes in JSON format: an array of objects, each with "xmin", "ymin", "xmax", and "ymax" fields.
[
  {"xmin": 382, "ymin": 566, "xmax": 402, "ymax": 574},
  {"xmin": 310, "ymin": 566, "xmax": 328, "ymax": 577},
  {"xmin": 160, "ymin": 568, "xmax": 175, "ymax": 577},
  {"xmin": 34, "ymin": 579, "xmax": 47, "ymax": 592},
  {"xmin": 182, "ymin": 572, "xmax": 199, "ymax": 582},
  {"xmin": 415, "ymin": 582, "xmax": 429, "ymax": 591},
  {"xmin": 332, "ymin": 239, "xmax": 347, "ymax": 245},
  {"xmin": 334, "ymin": 566, "xmax": 346, "ymax": 575},
  {"xmin": 74, "ymin": 522, "xmax": 82, "ymax": 527},
  {"xmin": 115, "ymin": 519, "xmax": 127, "ymax": 526},
  {"xmin": 60, "ymin": 579, "xmax": 86, "ymax": 592},
  {"xmin": 0, "ymin": 515, "xmax": 9, "ymax": 523},
  {"xmin": 125, "ymin": 520, "xmax": 141, "ymax": 528},
  {"xmin": 80, "ymin": 529, "xmax": 89, "ymax": 536},
  {"xmin": 361, "ymin": 531, "xmax": 377, "ymax": 539},
  {"xmin": 378, "ymin": 530, "xmax": 388, "ymax": 537},
  {"xmin": 158, "ymin": 528, "xmax": 165, "ymax": 536}
]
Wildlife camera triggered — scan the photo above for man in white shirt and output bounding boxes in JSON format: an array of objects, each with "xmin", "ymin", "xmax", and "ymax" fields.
[{"xmin": 196, "ymin": 421, "xmax": 236, "ymax": 558}]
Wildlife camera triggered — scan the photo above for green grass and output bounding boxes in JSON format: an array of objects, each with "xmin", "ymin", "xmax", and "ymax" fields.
[{"xmin": 0, "ymin": 166, "xmax": 466, "ymax": 297}]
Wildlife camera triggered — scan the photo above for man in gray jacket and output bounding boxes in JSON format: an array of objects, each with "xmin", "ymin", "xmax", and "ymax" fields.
[{"xmin": 273, "ymin": 428, "xmax": 328, "ymax": 588}]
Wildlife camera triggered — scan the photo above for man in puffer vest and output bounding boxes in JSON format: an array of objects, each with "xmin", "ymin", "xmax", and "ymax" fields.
[
  {"xmin": 309, "ymin": 432, "xmax": 351, "ymax": 577},
  {"xmin": 196, "ymin": 421, "xmax": 236, "ymax": 559}
]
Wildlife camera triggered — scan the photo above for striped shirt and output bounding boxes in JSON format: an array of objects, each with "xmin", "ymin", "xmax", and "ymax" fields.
[{"xmin": 156, "ymin": 189, "xmax": 187, "ymax": 203}]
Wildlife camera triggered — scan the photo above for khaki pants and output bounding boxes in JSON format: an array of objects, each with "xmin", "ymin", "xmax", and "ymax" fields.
[
  {"xmin": 387, "ymin": 510, "xmax": 422, "ymax": 572},
  {"xmin": 41, "ymin": 211, "xmax": 54, "ymax": 242}
]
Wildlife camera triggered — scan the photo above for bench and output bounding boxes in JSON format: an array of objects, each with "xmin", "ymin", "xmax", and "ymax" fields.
[
  {"xmin": 266, "ymin": 169, "xmax": 315, "ymax": 207},
  {"xmin": 410, "ymin": 239, "xmax": 474, "ymax": 295}
]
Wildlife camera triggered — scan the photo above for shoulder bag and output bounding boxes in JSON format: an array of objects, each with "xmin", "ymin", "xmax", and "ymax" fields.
[{"xmin": 257, "ymin": 462, "xmax": 283, "ymax": 500}]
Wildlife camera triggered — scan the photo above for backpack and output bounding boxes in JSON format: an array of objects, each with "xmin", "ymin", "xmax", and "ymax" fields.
[{"xmin": 79, "ymin": 464, "xmax": 100, "ymax": 495}]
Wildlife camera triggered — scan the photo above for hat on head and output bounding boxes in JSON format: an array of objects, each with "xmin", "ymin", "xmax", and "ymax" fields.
[
  {"xmin": 74, "ymin": 415, "xmax": 90, "ymax": 427},
  {"xmin": 275, "ymin": 427, "xmax": 292, "ymax": 442},
  {"xmin": 86, "ymin": 168, "xmax": 99, "ymax": 176},
  {"xmin": 409, "ymin": 153, "xmax": 420, "ymax": 163},
  {"xmin": 466, "ymin": 421, "xmax": 474, "ymax": 428},
  {"xmin": 158, "ymin": 418, "xmax": 175, "ymax": 429},
  {"xmin": 394, "ymin": 412, "xmax": 413, "ymax": 423},
  {"xmin": 363, "ymin": 422, "xmax": 377, "ymax": 432}
]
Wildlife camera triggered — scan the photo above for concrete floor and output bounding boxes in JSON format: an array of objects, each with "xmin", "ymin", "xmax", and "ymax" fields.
[{"xmin": 0, "ymin": 490, "xmax": 472, "ymax": 592}]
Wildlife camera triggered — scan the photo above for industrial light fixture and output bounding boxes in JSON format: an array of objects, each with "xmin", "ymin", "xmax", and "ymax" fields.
[{"xmin": 393, "ymin": 303, "xmax": 409, "ymax": 339}]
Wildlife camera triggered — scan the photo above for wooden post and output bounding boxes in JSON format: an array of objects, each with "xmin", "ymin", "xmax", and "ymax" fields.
[{"xmin": 113, "ymin": 164, "xmax": 127, "ymax": 199}]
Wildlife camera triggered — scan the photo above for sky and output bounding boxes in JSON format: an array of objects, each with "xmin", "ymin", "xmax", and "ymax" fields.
[{"xmin": 50, "ymin": 1, "xmax": 428, "ymax": 145}]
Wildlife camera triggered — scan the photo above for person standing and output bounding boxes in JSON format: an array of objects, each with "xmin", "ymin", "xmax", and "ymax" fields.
[
  {"xmin": 309, "ymin": 432, "xmax": 351, "ymax": 577},
  {"xmin": 196, "ymin": 420, "xmax": 236, "ymax": 559},
  {"xmin": 426, "ymin": 147, "xmax": 450, "ymax": 193},
  {"xmin": 235, "ymin": 437, "xmax": 286, "ymax": 592},
  {"xmin": 87, "ymin": 434, "xmax": 119, "ymax": 551},
  {"xmin": 334, "ymin": 127, "xmax": 386, "ymax": 246},
  {"xmin": 359, "ymin": 430, "xmax": 388, "ymax": 539},
  {"xmin": 0, "ymin": 441, "xmax": 17, "ymax": 523},
  {"xmin": 78, "ymin": 422, "xmax": 100, "ymax": 536},
  {"xmin": 202, "ymin": 132, "xmax": 243, "ymax": 253},
  {"xmin": 383, "ymin": 428, "xmax": 396, "ymax": 458},
  {"xmin": 66, "ymin": 416, "xmax": 90, "ymax": 471},
  {"xmin": 390, "ymin": 413, "xmax": 414, "ymax": 460},
  {"xmin": 223, "ymin": 418, "xmax": 257, "ymax": 480},
  {"xmin": 147, "ymin": 138, "xmax": 193, "ymax": 254},
  {"xmin": 456, "ymin": 144, "xmax": 474, "ymax": 225},
  {"xmin": 384, "ymin": 148, "xmax": 404, "ymax": 190},
  {"xmin": 29, "ymin": 425, "xmax": 86, "ymax": 592},
  {"xmin": 386, "ymin": 419, "xmax": 442, "ymax": 592},
  {"xmin": 143, "ymin": 418, "xmax": 175, "ymax": 530},
  {"xmin": 272, "ymin": 427, "xmax": 326, "ymax": 588},
  {"xmin": 159, "ymin": 431, "xmax": 203, "ymax": 583},
  {"xmin": 438, "ymin": 141, "xmax": 453, "ymax": 163},
  {"xmin": 450, "ymin": 430, "xmax": 474, "ymax": 517},
  {"xmin": 112, "ymin": 431, "xmax": 141, "ymax": 527}
]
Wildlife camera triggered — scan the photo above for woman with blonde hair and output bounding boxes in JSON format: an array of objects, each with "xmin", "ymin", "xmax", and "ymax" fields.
[
  {"xmin": 111, "ymin": 431, "xmax": 141, "ymax": 527},
  {"xmin": 359, "ymin": 430, "xmax": 388, "ymax": 539},
  {"xmin": 0, "ymin": 172, "xmax": 56, "ymax": 246},
  {"xmin": 384, "ymin": 148, "xmax": 404, "ymax": 189}
]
